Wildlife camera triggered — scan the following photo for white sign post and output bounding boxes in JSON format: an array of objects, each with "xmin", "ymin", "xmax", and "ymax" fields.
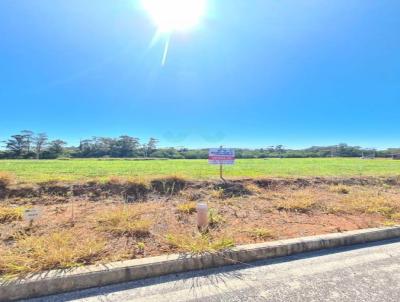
[
  {"xmin": 24, "ymin": 208, "xmax": 41, "ymax": 226},
  {"xmin": 208, "ymin": 147, "xmax": 235, "ymax": 181}
]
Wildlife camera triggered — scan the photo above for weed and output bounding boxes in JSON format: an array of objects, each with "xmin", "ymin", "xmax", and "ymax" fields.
[
  {"xmin": 274, "ymin": 193, "xmax": 317, "ymax": 213},
  {"xmin": 245, "ymin": 183, "xmax": 265, "ymax": 195},
  {"xmin": 329, "ymin": 185, "xmax": 350, "ymax": 194},
  {"xmin": 137, "ymin": 242, "xmax": 146, "ymax": 250},
  {"xmin": 180, "ymin": 191, "xmax": 201, "ymax": 201},
  {"xmin": 391, "ymin": 213, "xmax": 400, "ymax": 220},
  {"xmin": 338, "ymin": 193, "xmax": 399, "ymax": 218},
  {"xmin": 151, "ymin": 176, "xmax": 186, "ymax": 195},
  {"xmin": 214, "ymin": 182, "xmax": 251, "ymax": 198},
  {"xmin": 0, "ymin": 206, "xmax": 24, "ymax": 223},
  {"xmin": 165, "ymin": 233, "xmax": 234, "ymax": 254},
  {"xmin": 0, "ymin": 230, "xmax": 105, "ymax": 278},
  {"xmin": 208, "ymin": 209, "xmax": 224, "ymax": 227},
  {"xmin": 177, "ymin": 202, "xmax": 197, "ymax": 215},
  {"xmin": 247, "ymin": 228, "xmax": 275, "ymax": 240},
  {"xmin": 96, "ymin": 207, "xmax": 152, "ymax": 237},
  {"xmin": 210, "ymin": 189, "xmax": 224, "ymax": 199}
]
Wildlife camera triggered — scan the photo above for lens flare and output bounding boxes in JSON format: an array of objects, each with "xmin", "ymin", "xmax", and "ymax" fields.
[{"xmin": 142, "ymin": 0, "xmax": 207, "ymax": 33}]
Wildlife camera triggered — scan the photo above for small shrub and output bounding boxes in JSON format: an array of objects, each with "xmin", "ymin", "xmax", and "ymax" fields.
[
  {"xmin": 96, "ymin": 207, "xmax": 152, "ymax": 237},
  {"xmin": 0, "ymin": 206, "xmax": 25, "ymax": 223},
  {"xmin": 0, "ymin": 230, "xmax": 105, "ymax": 278},
  {"xmin": 137, "ymin": 242, "xmax": 146, "ymax": 251},
  {"xmin": 166, "ymin": 233, "xmax": 234, "ymax": 254},
  {"xmin": 177, "ymin": 202, "xmax": 197, "ymax": 215},
  {"xmin": 208, "ymin": 209, "xmax": 224, "ymax": 227}
]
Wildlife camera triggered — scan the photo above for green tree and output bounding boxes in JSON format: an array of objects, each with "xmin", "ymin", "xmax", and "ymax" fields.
[
  {"xmin": 33, "ymin": 133, "xmax": 48, "ymax": 159},
  {"xmin": 47, "ymin": 140, "xmax": 67, "ymax": 158},
  {"xmin": 6, "ymin": 135, "xmax": 27, "ymax": 157}
]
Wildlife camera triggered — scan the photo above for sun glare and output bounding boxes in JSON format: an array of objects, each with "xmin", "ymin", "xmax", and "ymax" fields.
[{"xmin": 142, "ymin": 0, "xmax": 207, "ymax": 33}]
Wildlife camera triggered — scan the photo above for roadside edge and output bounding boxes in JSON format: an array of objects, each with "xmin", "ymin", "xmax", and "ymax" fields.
[{"xmin": 1, "ymin": 226, "xmax": 400, "ymax": 301}]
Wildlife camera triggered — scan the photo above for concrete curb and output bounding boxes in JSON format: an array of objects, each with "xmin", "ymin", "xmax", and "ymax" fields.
[{"xmin": 1, "ymin": 226, "xmax": 400, "ymax": 301}]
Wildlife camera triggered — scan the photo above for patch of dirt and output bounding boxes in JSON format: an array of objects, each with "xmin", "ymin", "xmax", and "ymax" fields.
[{"xmin": 1, "ymin": 176, "xmax": 400, "ymax": 278}]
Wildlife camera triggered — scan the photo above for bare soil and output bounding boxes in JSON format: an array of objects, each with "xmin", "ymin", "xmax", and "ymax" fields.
[{"xmin": 1, "ymin": 176, "xmax": 400, "ymax": 277}]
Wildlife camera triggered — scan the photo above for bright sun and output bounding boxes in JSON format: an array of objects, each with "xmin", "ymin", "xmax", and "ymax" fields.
[{"xmin": 142, "ymin": 0, "xmax": 207, "ymax": 33}]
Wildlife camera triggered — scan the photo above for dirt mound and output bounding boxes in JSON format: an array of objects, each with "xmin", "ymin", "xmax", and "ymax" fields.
[
  {"xmin": 39, "ymin": 182, "xmax": 71, "ymax": 196},
  {"xmin": 71, "ymin": 180, "xmax": 149, "ymax": 202},
  {"xmin": 214, "ymin": 181, "xmax": 252, "ymax": 198},
  {"xmin": 254, "ymin": 178, "xmax": 311, "ymax": 189},
  {"xmin": 151, "ymin": 177, "xmax": 187, "ymax": 195},
  {"xmin": 1, "ymin": 176, "xmax": 398, "ymax": 202},
  {"xmin": 124, "ymin": 182, "xmax": 148, "ymax": 202},
  {"xmin": 254, "ymin": 177, "xmax": 400, "ymax": 190},
  {"xmin": 6, "ymin": 185, "xmax": 39, "ymax": 198}
]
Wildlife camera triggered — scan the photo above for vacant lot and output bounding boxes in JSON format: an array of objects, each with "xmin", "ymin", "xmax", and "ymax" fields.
[
  {"xmin": 0, "ymin": 159, "xmax": 399, "ymax": 279},
  {"xmin": 1, "ymin": 171, "xmax": 400, "ymax": 279},
  {"xmin": 0, "ymin": 158, "xmax": 399, "ymax": 182}
]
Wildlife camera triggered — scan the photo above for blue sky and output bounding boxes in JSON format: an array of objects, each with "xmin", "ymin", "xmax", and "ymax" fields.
[{"xmin": 0, "ymin": 0, "xmax": 399, "ymax": 149}]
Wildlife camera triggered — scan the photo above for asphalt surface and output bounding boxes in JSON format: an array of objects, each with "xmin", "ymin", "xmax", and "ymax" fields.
[{"xmin": 25, "ymin": 239, "xmax": 400, "ymax": 302}]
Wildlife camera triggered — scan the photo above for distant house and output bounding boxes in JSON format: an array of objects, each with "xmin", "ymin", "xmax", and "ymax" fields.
[{"xmin": 393, "ymin": 154, "xmax": 400, "ymax": 160}]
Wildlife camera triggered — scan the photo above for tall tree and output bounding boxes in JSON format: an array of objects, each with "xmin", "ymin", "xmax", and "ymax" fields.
[
  {"xmin": 33, "ymin": 133, "xmax": 48, "ymax": 159},
  {"xmin": 48, "ymin": 140, "xmax": 67, "ymax": 157},
  {"xmin": 21, "ymin": 130, "xmax": 34, "ymax": 154},
  {"xmin": 275, "ymin": 145, "xmax": 285, "ymax": 158},
  {"xmin": 112, "ymin": 136, "xmax": 139, "ymax": 157},
  {"xmin": 147, "ymin": 138, "xmax": 158, "ymax": 154},
  {"xmin": 6, "ymin": 135, "xmax": 27, "ymax": 157}
]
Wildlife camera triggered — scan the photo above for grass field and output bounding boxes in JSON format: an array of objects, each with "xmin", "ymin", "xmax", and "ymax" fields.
[{"xmin": 0, "ymin": 158, "xmax": 400, "ymax": 183}]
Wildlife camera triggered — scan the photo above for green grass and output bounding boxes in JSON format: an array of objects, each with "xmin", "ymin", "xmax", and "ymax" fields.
[{"xmin": 0, "ymin": 158, "xmax": 399, "ymax": 183}]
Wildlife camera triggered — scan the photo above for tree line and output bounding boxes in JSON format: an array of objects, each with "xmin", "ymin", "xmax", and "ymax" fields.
[{"xmin": 0, "ymin": 131, "xmax": 399, "ymax": 159}]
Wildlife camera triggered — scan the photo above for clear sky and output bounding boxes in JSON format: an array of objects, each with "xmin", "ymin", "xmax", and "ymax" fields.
[{"xmin": 1, "ymin": 0, "xmax": 399, "ymax": 149}]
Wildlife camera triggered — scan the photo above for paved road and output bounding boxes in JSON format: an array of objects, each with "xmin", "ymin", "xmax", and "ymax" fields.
[{"xmin": 26, "ymin": 239, "xmax": 400, "ymax": 302}]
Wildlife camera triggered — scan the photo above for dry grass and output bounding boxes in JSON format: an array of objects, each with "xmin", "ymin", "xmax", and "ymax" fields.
[
  {"xmin": 247, "ymin": 228, "xmax": 275, "ymax": 240},
  {"xmin": 208, "ymin": 208, "xmax": 225, "ymax": 227},
  {"xmin": 274, "ymin": 191, "xmax": 318, "ymax": 213},
  {"xmin": 245, "ymin": 183, "xmax": 265, "ymax": 195},
  {"xmin": 331, "ymin": 192, "xmax": 400, "ymax": 218},
  {"xmin": 210, "ymin": 189, "xmax": 225, "ymax": 200},
  {"xmin": 1, "ymin": 177, "xmax": 399, "ymax": 279},
  {"xmin": 0, "ymin": 172, "xmax": 15, "ymax": 187},
  {"xmin": 329, "ymin": 185, "xmax": 350, "ymax": 194},
  {"xmin": 150, "ymin": 176, "xmax": 187, "ymax": 195},
  {"xmin": 0, "ymin": 206, "xmax": 24, "ymax": 223},
  {"xmin": 95, "ymin": 206, "xmax": 152, "ymax": 237},
  {"xmin": 176, "ymin": 202, "xmax": 197, "ymax": 215},
  {"xmin": 0, "ymin": 230, "xmax": 105, "ymax": 278},
  {"xmin": 165, "ymin": 233, "xmax": 234, "ymax": 254}
]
